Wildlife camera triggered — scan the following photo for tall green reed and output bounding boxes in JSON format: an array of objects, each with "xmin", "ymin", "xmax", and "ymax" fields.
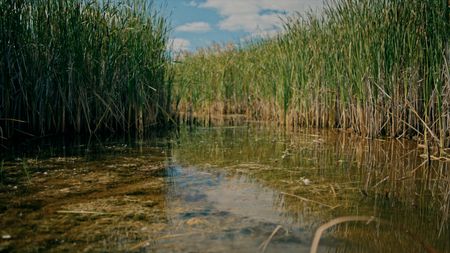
[
  {"xmin": 173, "ymin": 0, "xmax": 449, "ymax": 147},
  {"xmin": 0, "ymin": 0, "xmax": 172, "ymax": 142}
]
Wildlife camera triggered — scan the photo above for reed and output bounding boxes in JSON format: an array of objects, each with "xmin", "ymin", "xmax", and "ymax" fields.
[
  {"xmin": 21, "ymin": 160, "xmax": 31, "ymax": 184},
  {"xmin": 0, "ymin": 160, "xmax": 3, "ymax": 184},
  {"xmin": 173, "ymin": 0, "xmax": 450, "ymax": 147},
  {"xmin": 0, "ymin": 0, "xmax": 173, "ymax": 142}
]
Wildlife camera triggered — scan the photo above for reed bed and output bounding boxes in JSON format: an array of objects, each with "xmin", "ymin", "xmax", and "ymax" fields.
[
  {"xmin": 0, "ymin": 0, "xmax": 172, "ymax": 142},
  {"xmin": 173, "ymin": 0, "xmax": 450, "ymax": 147}
]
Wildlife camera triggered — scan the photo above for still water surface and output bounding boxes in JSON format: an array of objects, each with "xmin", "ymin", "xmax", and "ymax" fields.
[{"xmin": 0, "ymin": 125, "xmax": 449, "ymax": 252}]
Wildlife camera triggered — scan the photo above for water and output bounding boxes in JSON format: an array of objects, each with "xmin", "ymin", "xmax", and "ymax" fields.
[{"xmin": 0, "ymin": 125, "xmax": 449, "ymax": 252}]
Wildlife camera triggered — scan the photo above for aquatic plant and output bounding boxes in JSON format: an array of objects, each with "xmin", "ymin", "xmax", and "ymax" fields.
[
  {"xmin": 21, "ymin": 160, "xmax": 31, "ymax": 184},
  {"xmin": 0, "ymin": 160, "xmax": 3, "ymax": 184},
  {"xmin": 173, "ymin": 125, "xmax": 450, "ymax": 247},
  {"xmin": 173, "ymin": 0, "xmax": 450, "ymax": 148},
  {"xmin": 0, "ymin": 0, "xmax": 173, "ymax": 141}
]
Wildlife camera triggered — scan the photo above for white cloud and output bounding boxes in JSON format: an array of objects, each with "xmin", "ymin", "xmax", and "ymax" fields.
[
  {"xmin": 218, "ymin": 12, "xmax": 281, "ymax": 33},
  {"xmin": 168, "ymin": 38, "xmax": 191, "ymax": 52},
  {"xmin": 176, "ymin": 22, "xmax": 212, "ymax": 33},
  {"xmin": 198, "ymin": 0, "xmax": 324, "ymax": 36},
  {"xmin": 187, "ymin": 1, "xmax": 199, "ymax": 7},
  {"xmin": 241, "ymin": 28, "xmax": 280, "ymax": 43}
]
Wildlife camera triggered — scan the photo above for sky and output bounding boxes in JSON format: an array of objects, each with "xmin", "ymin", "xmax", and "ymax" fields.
[{"xmin": 155, "ymin": 0, "xmax": 326, "ymax": 52}]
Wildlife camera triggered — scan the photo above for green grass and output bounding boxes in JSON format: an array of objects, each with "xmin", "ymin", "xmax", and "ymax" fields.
[
  {"xmin": 0, "ymin": 160, "xmax": 3, "ymax": 184},
  {"xmin": 21, "ymin": 160, "xmax": 31, "ymax": 184},
  {"xmin": 0, "ymin": 0, "xmax": 173, "ymax": 141},
  {"xmin": 173, "ymin": 0, "xmax": 450, "ymax": 147}
]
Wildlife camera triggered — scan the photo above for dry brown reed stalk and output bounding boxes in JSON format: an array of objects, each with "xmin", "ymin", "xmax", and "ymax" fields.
[
  {"xmin": 280, "ymin": 192, "xmax": 339, "ymax": 209},
  {"xmin": 309, "ymin": 216, "xmax": 378, "ymax": 253},
  {"xmin": 56, "ymin": 210, "xmax": 118, "ymax": 215},
  {"xmin": 129, "ymin": 231, "xmax": 206, "ymax": 251},
  {"xmin": 310, "ymin": 215, "xmax": 442, "ymax": 253},
  {"xmin": 258, "ymin": 225, "xmax": 285, "ymax": 253}
]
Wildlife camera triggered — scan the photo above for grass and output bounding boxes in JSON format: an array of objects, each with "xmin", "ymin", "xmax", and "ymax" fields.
[
  {"xmin": 21, "ymin": 160, "xmax": 31, "ymax": 184},
  {"xmin": 173, "ymin": 0, "xmax": 450, "ymax": 147},
  {"xmin": 0, "ymin": 160, "xmax": 3, "ymax": 184},
  {"xmin": 0, "ymin": 0, "xmax": 173, "ymax": 142}
]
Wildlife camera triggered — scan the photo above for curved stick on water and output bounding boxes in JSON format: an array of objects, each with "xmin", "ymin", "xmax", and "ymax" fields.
[{"xmin": 310, "ymin": 216, "xmax": 378, "ymax": 253}]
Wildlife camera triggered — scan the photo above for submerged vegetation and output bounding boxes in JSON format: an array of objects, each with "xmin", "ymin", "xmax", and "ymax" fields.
[
  {"xmin": 174, "ymin": 0, "xmax": 450, "ymax": 148},
  {"xmin": 1, "ymin": 127, "xmax": 448, "ymax": 252},
  {"xmin": 0, "ymin": 0, "xmax": 172, "ymax": 142},
  {"xmin": 164, "ymin": 126, "xmax": 450, "ymax": 250}
]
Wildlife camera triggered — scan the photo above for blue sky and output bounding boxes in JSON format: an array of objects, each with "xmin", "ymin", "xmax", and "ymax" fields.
[{"xmin": 155, "ymin": 0, "xmax": 326, "ymax": 52}]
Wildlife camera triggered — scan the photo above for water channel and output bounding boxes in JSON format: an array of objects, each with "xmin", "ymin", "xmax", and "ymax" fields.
[{"xmin": 0, "ymin": 125, "xmax": 449, "ymax": 252}]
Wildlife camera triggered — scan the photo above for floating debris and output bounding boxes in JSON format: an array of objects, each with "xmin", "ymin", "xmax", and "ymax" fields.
[
  {"xmin": 300, "ymin": 177, "xmax": 311, "ymax": 185},
  {"xmin": 2, "ymin": 234, "xmax": 11, "ymax": 240}
]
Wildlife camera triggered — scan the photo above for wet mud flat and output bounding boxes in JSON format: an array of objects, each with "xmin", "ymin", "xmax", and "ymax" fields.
[{"xmin": 0, "ymin": 126, "xmax": 449, "ymax": 252}]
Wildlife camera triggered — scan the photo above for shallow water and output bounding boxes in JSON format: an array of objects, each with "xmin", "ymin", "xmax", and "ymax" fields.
[{"xmin": 0, "ymin": 125, "xmax": 449, "ymax": 252}]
